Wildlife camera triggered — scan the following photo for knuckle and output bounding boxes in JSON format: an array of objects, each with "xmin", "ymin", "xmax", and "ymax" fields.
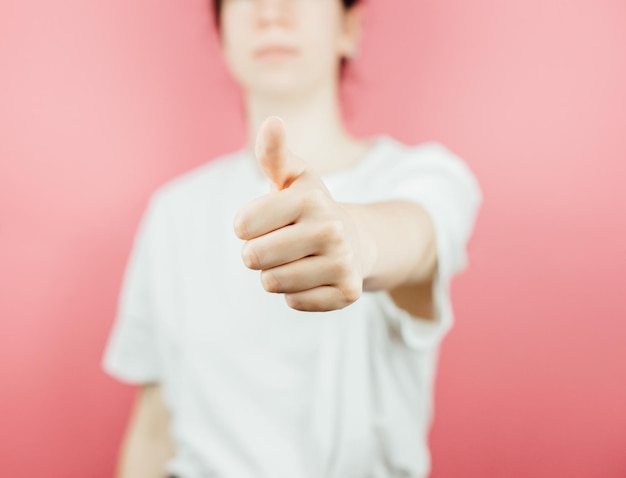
[
  {"xmin": 302, "ymin": 189, "xmax": 328, "ymax": 210},
  {"xmin": 331, "ymin": 257, "xmax": 351, "ymax": 278},
  {"xmin": 341, "ymin": 281, "xmax": 362, "ymax": 304},
  {"xmin": 319, "ymin": 219, "xmax": 345, "ymax": 246}
]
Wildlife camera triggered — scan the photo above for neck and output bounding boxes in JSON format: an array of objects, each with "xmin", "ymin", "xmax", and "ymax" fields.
[{"xmin": 242, "ymin": 80, "xmax": 367, "ymax": 175}]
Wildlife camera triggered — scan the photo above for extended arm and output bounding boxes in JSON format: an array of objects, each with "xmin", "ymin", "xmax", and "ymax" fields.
[
  {"xmin": 342, "ymin": 200, "xmax": 436, "ymax": 292},
  {"xmin": 234, "ymin": 117, "xmax": 440, "ymax": 313}
]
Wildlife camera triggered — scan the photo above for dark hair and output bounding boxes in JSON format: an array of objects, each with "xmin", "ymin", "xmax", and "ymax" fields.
[{"xmin": 212, "ymin": 0, "xmax": 361, "ymax": 22}]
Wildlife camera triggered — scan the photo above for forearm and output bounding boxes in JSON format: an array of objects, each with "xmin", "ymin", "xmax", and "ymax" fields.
[
  {"xmin": 116, "ymin": 385, "xmax": 174, "ymax": 478},
  {"xmin": 117, "ymin": 431, "xmax": 172, "ymax": 478},
  {"xmin": 342, "ymin": 200, "xmax": 437, "ymax": 292}
]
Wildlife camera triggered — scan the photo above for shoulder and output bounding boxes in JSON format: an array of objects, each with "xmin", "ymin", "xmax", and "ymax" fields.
[
  {"xmin": 366, "ymin": 134, "xmax": 475, "ymax": 188},
  {"xmin": 377, "ymin": 135, "xmax": 467, "ymax": 167},
  {"xmin": 366, "ymin": 135, "xmax": 482, "ymax": 213}
]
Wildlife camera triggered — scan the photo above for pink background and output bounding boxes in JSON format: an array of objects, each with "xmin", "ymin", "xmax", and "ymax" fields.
[{"xmin": 1, "ymin": 0, "xmax": 625, "ymax": 476}]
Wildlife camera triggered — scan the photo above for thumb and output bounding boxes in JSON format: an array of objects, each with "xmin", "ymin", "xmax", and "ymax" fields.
[{"xmin": 255, "ymin": 116, "xmax": 306, "ymax": 190}]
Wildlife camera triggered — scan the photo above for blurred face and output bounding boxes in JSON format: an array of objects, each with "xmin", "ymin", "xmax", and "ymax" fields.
[{"xmin": 219, "ymin": 0, "xmax": 360, "ymax": 97}]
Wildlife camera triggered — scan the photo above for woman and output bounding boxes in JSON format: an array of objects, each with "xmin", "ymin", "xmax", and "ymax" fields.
[{"xmin": 102, "ymin": 0, "xmax": 482, "ymax": 476}]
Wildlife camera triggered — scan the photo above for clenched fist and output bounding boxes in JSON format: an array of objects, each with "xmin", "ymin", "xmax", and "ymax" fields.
[{"xmin": 233, "ymin": 116, "xmax": 369, "ymax": 312}]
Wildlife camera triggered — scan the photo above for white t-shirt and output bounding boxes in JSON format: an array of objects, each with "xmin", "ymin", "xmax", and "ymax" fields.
[{"xmin": 102, "ymin": 134, "xmax": 482, "ymax": 478}]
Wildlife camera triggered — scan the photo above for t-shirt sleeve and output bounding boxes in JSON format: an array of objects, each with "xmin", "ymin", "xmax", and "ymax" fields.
[
  {"xmin": 101, "ymin": 194, "xmax": 163, "ymax": 384},
  {"xmin": 376, "ymin": 141, "xmax": 483, "ymax": 350}
]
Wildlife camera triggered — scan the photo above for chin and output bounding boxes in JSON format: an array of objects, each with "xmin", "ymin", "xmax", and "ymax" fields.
[{"xmin": 243, "ymin": 70, "xmax": 315, "ymax": 97}]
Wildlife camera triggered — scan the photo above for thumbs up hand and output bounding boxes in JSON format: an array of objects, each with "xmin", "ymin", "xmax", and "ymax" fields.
[{"xmin": 233, "ymin": 116, "xmax": 370, "ymax": 312}]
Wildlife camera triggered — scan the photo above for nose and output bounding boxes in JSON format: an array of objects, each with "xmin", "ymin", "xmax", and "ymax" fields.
[{"xmin": 255, "ymin": 0, "xmax": 292, "ymax": 27}]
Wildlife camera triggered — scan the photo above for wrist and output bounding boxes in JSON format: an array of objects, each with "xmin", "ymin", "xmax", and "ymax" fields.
[{"xmin": 340, "ymin": 203, "xmax": 378, "ymax": 283}]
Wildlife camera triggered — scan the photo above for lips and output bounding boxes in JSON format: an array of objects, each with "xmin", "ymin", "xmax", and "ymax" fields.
[{"xmin": 254, "ymin": 45, "xmax": 298, "ymax": 58}]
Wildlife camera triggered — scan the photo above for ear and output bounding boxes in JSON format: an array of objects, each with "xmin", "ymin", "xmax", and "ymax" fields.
[{"xmin": 339, "ymin": 5, "xmax": 363, "ymax": 59}]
